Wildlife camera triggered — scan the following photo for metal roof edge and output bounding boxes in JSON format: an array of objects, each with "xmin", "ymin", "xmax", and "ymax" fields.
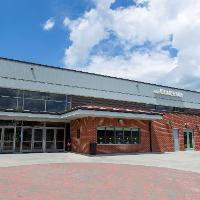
[{"xmin": 0, "ymin": 56, "xmax": 199, "ymax": 95}]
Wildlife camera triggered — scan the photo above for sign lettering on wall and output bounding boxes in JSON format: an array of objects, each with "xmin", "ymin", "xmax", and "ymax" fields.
[{"xmin": 153, "ymin": 88, "xmax": 183, "ymax": 98}]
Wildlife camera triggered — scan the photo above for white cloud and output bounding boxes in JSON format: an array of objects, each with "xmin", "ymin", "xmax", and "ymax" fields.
[
  {"xmin": 63, "ymin": 17, "xmax": 71, "ymax": 27},
  {"xmin": 63, "ymin": 0, "xmax": 200, "ymax": 90},
  {"xmin": 80, "ymin": 50, "xmax": 177, "ymax": 83},
  {"xmin": 43, "ymin": 18, "xmax": 55, "ymax": 31}
]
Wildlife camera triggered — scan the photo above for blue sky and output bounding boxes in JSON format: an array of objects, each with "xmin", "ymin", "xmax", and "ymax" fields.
[
  {"xmin": 0, "ymin": 0, "xmax": 94, "ymax": 66},
  {"xmin": 0, "ymin": 0, "xmax": 200, "ymax": 90},
  {"xmin": 0, "ymin": 0, "xmax": 135, "ymax": 67}
]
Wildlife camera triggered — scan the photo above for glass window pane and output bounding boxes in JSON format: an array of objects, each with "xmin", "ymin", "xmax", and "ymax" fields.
[
  {"xmin": 115, "ymin": 128, "xmax": 123, "ymax": 144},
  {"xmin": 4, "ymin": 128, "xmax": 14, "ymax": 141},
  {"xmin": 105, "ymin": 127, "xmax": 115, "ymax": 144},
  {"xmin": 189, "ymin": 132, "xmax": 193, "ymax": 148},
  {"xmin": 15, "ymin": 127, "xmax": 21, "ymax": 152},
  {"xmin": 124, "ymin": 128, "xmax": 132, "ymax": 144},
  {"xmin": 0, "ymin": 87, "xmax": 19, "ymax": 97},
  {"xmin": 132, "ymin": 129, "xmax": 140, "ymax": 144},
  {"xmin": 34, "ymin": 129, "xmax": 43, "ymax": 141},
  {"xmin": 46, "ymin": 129, "xmax": 54, "ymax": 141},
  {"xmin": 46, "ymin": 101, "xmax": 66, "ymax": 113},
  {"xmin": 24, "ymin": 99, "xmax": 45, "ymax": 112},
  {"xmin": 46, "ymin": 93, "xmax": 66, "ymax": 101},
  {"xmin": 24, "ymin": 91, "xmax": 46, "ymax": 99},
  {"xmin": 23, "ymin": 128, "xmax": 32, "ymax": 141},
  {"xmin": 56, "ymin": 129, "xmax": 64, "ymax": 141},
  {"xmin": 97, "ymin": 127, "xmax": 106, "ymax": 144},
  {"xmin": 0, "ymin": 96, "xmax": 17, "ymax": 110}
]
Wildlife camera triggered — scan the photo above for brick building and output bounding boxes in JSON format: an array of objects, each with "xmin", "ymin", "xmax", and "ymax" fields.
[{"xmin": 0, "ymin": 57, "xmax": 200, "ymax": 154}]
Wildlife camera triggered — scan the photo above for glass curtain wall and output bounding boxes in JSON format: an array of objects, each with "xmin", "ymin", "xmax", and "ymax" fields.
[
  {"xmin": 0, "ymin": 120, "xmax": 66, "ymax": 153},
  {"xmin": 0, "ymin": 87, "xmax": 71, "ymax": 113}
]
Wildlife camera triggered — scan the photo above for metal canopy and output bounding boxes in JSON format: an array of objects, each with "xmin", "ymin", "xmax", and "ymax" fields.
[{"xmin": 0, "ymin": 110, "xmax": 162, "ymax": 122}]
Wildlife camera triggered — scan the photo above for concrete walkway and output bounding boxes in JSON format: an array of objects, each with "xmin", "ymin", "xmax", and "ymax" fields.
[{"xmin": 0, "ymin": 151, "xmax": 200, "ymax": 173}]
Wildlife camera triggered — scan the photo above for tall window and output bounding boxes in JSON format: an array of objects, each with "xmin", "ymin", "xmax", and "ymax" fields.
[{"xmin": 97, "ymin": 127, "xmax": 140, "ymax": 144}]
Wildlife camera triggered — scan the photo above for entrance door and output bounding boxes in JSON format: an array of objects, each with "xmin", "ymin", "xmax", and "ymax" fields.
[
  {"xmin": 15, "ymin": 127, "xmax": 22, "ymax": 152},
  {"xmin": 3, "ymin": 127, "xmax": 15, "ymax": 152},
  {"xmin": 173, "ymin": 129, "xmax": 179, "ymax": 151},
  {"xmin": 33, "ymin": 128, "xmax": 43, "ymax": 152},
  {"xmin": 0, "ymin": 128, "xmax": 2, "ymax": 152},
  {"xmin": 22, "ymin": 128, "xmax": 33, "ymax": 152},
  {"xmin": 184, "ymin": 129, "xmax": 194, "ymax": 150},
  {"xmin": 56, "ymin": 129, "xmax": 65, "ymax": 151},
  {"xmin": 46, "ymin": 129, "xmax": 55, "ymax": 152}
]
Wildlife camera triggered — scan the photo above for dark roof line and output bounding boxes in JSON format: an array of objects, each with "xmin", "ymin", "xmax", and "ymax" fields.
[{"xmin": 0, "ymin": 56, "xmax": 199, "ymax": 94}]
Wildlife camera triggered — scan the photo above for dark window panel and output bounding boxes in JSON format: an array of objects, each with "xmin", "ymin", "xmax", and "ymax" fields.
[
  {"xmin": 124, "ymin": 128, "xmax": 132, "ymax": 144},
  {"xmin": 24, "ymin": 91, "xmax": 47, "ymax": 100},
  {"xmin": 34, "ymin": 129, "xmax": 43, "ymax": 141},
  {"xmin": 0, "ymin": 87, "xmax": 20, "ymax": 97},
  {"xmin": 132, "ymin": 129, "xmax": 140, "ymax": 144},
  {"xmin": 115, "ymin": 128, "xmax": 124, "ymax": 144},
  {"xmin": 0, "ymin": 96, "xmax": 17, "ymax": 110},
  {"xmin": 46, "ymin": 93, "xmax": 66, "ymax": 101},
  {"xmin": 105, "ymin": 128, "xmax": 115, "ymax": 144},
  {"xmin": 56, "ymin": 129, "xmax": 64, "ymax": 141},
  {"xmin": 97, "ymin": 127, "xmax": 106, "ymax": 144},
  {"xmin": 46, "ymin": 129, "xmax": 54, "ymax": 141},
  {"xmin": 46, "ymin": 101, "xmax": 66, "ymax": 113},
  {"xmin": 23, "ymin": 99, "xmax": 45, "ymax": 112},
  {"xmin": 23, "ymin": 128, "xmax": 32, "ymax": 141},
  {"xmin": 17, "ymin": 97, "xmax": 23, "ymax": 111}
]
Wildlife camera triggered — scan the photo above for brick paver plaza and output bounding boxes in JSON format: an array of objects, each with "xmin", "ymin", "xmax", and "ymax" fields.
[{"xmin": 0, "ymin": 152, "xmax": 200, "ymax": 200}]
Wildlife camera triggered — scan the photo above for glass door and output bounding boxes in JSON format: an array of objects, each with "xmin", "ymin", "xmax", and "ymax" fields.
[
  {"xmin": 56, "ymin": 129, "xmax": 65, "ymax": 151},
  {"xmin": 0, "ymin": 128, "xmax": 2, "ymax": 152},
  {"xmin": 184, "ymin": 129, "xmax": 194, "ymax": 150},
  {"xmin": 46, "ymin": 128, "xmax": 55, "ymax": 152},
  {"xmin": 22, "ymin": 128, "xmax": 33, "ymax": 152},
  {"xmin": 3, "ymin": 127, "xmax": 15, "ymax": 152},
  {"xmin": 33, "ymin": 128, "xmax": 43, "ymax": 152},
  {"xmin": 15, "ymin": 127, "xmax": 22, "ymax": 152}
]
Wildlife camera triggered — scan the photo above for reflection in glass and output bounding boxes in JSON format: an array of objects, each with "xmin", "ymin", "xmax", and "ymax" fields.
[
  {"xmin": 115, "ymin": 128, "xmax": 123, "ymax": 144},
  {"xmin": 97, "ymin": 127, "xmax": 140, "ymax": 145},
  {"xmin": 105, "ymin": 128, "xmax": 115, "ymax": 144},
  {"xmin": 132, "ymin": 129, "xmax": 140, "ymax": 144},
  {"xmin": 46, "ymin": 129, "xmax": 55, "ymax": 151},
  {"xmin": 46, "ymin": 101, "xmax": 66, "ymax": 113},
  {"xmin": 184, "ymin": 132, "xmax": 187, "ymax": 149},
  {"xmin": 124, "ymin": 128, "xmax": 132, "ymax": 144},
  {"xmin": 24, "ymin": 99, "xmax": 45, "ymax": 112},
  {"xmin": 56, "ymin": 129, "xmax": 64, "ymax": 150},
  {"xmin": 33, "ymin": 129, "xmax": 43, "ymax": 151},
  {"xmin": 22, "ymin": 128, "xmax": 32, "ymax": 150},
  {"xmin": 97, "ymin": 128, "xmax": 106, "ymax": 144},
  {"xmin": 189, "ymin": 132, "xmax": 193, "ymax": 148},
  {"xmin": 0, "ymin": 96, "xmax": 17, "ymax": 110},
  {"xmin": 15, "ymin": 127, "xmax": 21, "ymax": 152},
  {"xmin": 3, "ymin": 128, "xmax": 14, "ymax": 151}
]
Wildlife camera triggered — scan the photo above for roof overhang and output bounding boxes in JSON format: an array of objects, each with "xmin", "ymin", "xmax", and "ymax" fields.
[
  {"xmin": 61, "ymin": 109, "xmax": 163, "ymax": 121},
  {"xmin": 0, "ymin": 109, "xmax": 162, "ymax": 122},
  {"xmin": 0, "ymin": 111, "xmax": 65, "ymax": 122}
]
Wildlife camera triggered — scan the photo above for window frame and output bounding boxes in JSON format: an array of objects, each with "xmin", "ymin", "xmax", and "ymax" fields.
[{"xmin": 97, "ymin": 126, "xmax": 141, "ymax": 145}]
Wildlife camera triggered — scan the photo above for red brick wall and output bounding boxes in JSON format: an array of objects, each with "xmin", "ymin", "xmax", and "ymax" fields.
[
  {"xmin": 70, "ymin": 113, "xmax": 200, "ymax": 154},
  {"xmin": 152, "ymin": 113, "xmax": 200, "ymax": 152},
  {"xmin": 70, "ymin": 117, "xmax": 150, "ymax": 154}
]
